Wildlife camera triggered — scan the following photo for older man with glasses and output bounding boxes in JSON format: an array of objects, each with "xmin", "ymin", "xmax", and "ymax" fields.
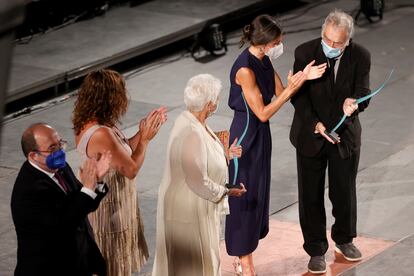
[
  {"xmin": 289, "ymin": 9, "xmax": 371, "ymax": 274},
  {"xmin": 11, "ymin": 123, "xmax": 112, "ymax": 276}
]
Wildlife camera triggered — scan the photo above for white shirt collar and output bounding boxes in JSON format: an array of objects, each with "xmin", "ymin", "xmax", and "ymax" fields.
[{"xmin": 28, "ymin": 160, "xmax": 56, "ymax": 179}]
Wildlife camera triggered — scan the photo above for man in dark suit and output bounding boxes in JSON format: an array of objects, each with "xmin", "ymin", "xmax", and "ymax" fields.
[
  {"xmin": 290, "ymin": 10, "xmax": 371, "ymax": 274},
  {"xmin": 11, "ymin": 123, "xmax": 111, "ymax": 276}
]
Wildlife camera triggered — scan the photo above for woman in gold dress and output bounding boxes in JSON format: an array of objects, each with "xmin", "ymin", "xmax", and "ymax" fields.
[{"xmin": 72, "ymin": 69, "xmax": 167, "ymax": 275}]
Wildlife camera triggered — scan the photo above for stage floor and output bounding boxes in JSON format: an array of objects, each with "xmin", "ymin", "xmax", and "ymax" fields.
[
  {"xmin": 6, "ymin": 0, "xmax": 289, "ymax": 102},
  {"xmin": 220, "ymin": 219, "xmax": 394, "ymax": 275}
]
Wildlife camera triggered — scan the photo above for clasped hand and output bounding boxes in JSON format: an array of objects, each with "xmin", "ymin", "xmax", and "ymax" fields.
[
  {"xmin": 315, "ymin": 122, "xmax": 341, "ymax": 144},
  {"xmin": 228, "ymin": 137, "xmax": 242, "ymax": 160},
  {"xmin": 228, "ymin": 183, "xmax": 247, "ymax": 197},
  {"xmin": 343, "ymin": 98, "xmax": 358, "ymax": 116}
]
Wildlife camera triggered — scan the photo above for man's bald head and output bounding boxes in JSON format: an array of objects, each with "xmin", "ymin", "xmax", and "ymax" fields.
[{"xmin": 21, "ymin": 123, "xmax": 57, "ymax": 157}]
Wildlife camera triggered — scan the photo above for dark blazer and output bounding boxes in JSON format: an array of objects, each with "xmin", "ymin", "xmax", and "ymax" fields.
[
  {"xmin": 290, "ymin": 37, "xmax": 371, "ymax": 158},
  {"xmin": 11, "ymin": 161, "xmax": 108, "ymax": 276}
]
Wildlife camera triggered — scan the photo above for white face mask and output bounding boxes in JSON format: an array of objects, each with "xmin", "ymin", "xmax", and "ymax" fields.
[
  {"xmin": 208, "ymin": 100, "xmax": 219, "ymax": 117},
  {"xmin": 266, "ymin": 42, "xmax": 284, "ymax": 60}
]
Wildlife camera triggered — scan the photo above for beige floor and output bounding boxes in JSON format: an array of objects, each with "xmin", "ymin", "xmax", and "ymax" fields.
[{"xmin": 220, "ymin": 219, "xmax": 394, "ymax": 276}]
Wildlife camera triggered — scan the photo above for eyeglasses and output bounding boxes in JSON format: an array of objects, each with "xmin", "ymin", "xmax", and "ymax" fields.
[
  {"xmin": 322, "ymin": 35, "xmax": 347, "ymax": 48},
  {"xmin": 35, "ymin": 139, "xmax": 68, "ymax": 154}
]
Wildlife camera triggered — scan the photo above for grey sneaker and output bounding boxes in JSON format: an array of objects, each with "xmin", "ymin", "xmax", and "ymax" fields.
[
  {"xmin": 335, "ymin": 243, "xmax": 362, "ymax": 261},
  {"xmin": 308, "ymin": 255, "xmax": 326, "ymax": 274}
]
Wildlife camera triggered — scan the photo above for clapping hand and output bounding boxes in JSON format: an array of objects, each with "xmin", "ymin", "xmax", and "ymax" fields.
[
  {"xmin": 139, "ymin": 107, "xmax": 168, "ymax": 142},
  {"xmin": 303, "ymin": 60, "xmax": 327, "ymax": 80},
  {"xmin": 285, "ymin": 70, "xmax": 307, "ymax": 97},
  {"xmin": 94, "ymin": 150, "xmax": 112, "ymax": 181},
  {"xmin": 283, "ymin": 60, "xmax": 326, "ymax": 98},
  {"xmin": 228, "ymin": 138, "xmax": 242, "ymax": 160},
  {"xmin": 79, "ymin": 159, "xmax": 98, "ymax": 191},
  {"xmin": 156, "ymin": 106, "xmax": 168, "ymax": 123}
]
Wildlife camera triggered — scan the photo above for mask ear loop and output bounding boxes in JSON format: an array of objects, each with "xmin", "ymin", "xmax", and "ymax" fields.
[
  {"xmin": 31, "ymin": 153, "xmax": 45, "ymax": 166},
  {"xmin": 30, "ymin": 152, "xmax": 51, "ymax": 170}
]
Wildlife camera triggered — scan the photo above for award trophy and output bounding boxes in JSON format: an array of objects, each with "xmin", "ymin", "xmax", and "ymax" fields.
[
  {"xmin": 326, "ymin": 69, "xmax": 394, "ymax": 141},
  {"xmin": 228, "ymin": 92, "xmax": 250, "ymax": 190},
  {"xmin": 324, "ymin": 130, "xmax": 340, "ymax": 144}
]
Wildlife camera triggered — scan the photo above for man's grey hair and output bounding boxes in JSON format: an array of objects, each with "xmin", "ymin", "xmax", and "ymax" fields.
[
  {"xmin": 184, "ymin": 74, "xmax": 222, "ymax": 112},
  {"xmin": 321, "ymin": 9, "xmax": 354, "ymax": 42}
]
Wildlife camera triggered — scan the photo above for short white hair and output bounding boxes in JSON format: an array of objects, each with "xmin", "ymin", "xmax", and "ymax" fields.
[
  {"xmin": 184, "ymin": 74, "xmax": 222, "ymax": 112},
  {"xmin": 322, "ymin": 9, "xmax": 354, "ymax": 42}
]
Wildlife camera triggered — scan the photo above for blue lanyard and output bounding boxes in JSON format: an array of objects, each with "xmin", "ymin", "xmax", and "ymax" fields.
[
  {"xmin": 232, "ymin": 92, "xmax": 250, "ymax": 185},
  {"xmin": 331, "ymin": 69, "xmax": 394, "ymax": 132}
]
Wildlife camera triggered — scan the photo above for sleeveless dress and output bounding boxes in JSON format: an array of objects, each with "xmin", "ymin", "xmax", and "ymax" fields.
[
  {"xmin": 77, "ymin": 125, "xmax": 149, "ymax": 276},
  {"xmin": 225, "ymin": 48, "xmax": 275, "ymax": 256}
]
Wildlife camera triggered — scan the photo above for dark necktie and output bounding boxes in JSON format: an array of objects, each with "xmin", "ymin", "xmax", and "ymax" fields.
[
  {"xmin": 328, "ymin": 57, "xmax": 337, "ymax": 89},
  {"xmin": 54, "ymin": 171, "xmax": 69, "ymax": 193}
]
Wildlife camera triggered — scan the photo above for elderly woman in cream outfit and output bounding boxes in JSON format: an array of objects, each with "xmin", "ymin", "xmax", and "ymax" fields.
[{"xmin": 152, "ymin": 74, "xmax": 247, "ymax": 276}]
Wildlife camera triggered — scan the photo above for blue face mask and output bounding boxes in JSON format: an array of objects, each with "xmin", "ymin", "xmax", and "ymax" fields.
[
  {"xmin": 43, "ymin": 149, "xmax": 67, "ymax": 170},
  {"xmin": 321, "ymin": 39, "xmax": 342, "ymax": 59}
]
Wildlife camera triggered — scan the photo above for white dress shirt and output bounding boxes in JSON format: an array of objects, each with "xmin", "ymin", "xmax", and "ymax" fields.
[{"xmin": 28, "ymin": 160, "xmax": 98, "ymax": 199}]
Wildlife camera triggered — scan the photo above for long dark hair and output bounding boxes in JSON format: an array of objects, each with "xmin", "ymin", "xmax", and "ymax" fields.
[{"xmin": 240, "ymin": 14, "xmax": 282, "ymax": 47}]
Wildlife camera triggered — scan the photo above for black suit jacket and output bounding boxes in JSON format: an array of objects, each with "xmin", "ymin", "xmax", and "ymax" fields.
[
  {"xmin": 290, "ymin": 38, "xmax": 371, "ymax": 158},
  {"xmin": 11, "ymin": 161, "xmax": 108, "ymax": 276}
]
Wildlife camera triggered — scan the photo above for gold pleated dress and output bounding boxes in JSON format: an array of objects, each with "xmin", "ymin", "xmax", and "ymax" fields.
[{"xmin": 77, "ymin": 125, "xmax": 149, "ymax": 276}]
